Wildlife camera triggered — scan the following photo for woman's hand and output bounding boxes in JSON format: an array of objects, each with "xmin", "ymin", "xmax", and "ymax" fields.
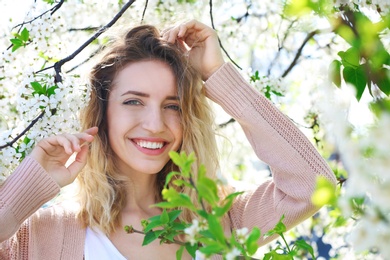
[
  {"xmin": 162, "ymin": 19, "xmax": 225, "ymax": 81},
  {"xmin": 29, "ymin": 127, "xmax": 98, "ymax": 188}
]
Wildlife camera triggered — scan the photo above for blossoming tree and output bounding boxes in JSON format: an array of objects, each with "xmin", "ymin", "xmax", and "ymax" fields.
[{"xmin": 1, "ymin": 0, "xmax": 390, "ymax": 259}]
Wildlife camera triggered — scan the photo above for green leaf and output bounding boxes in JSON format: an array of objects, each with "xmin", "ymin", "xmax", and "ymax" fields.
[
  {"xmin": 160, "ymin": 188, "xmax": 196, "ymax": 211},
  {"xmin": 169, "ymin": 151, "xmax": 195, "ymax": 177},
  {"xmin": 224, "ymin": 191, "xmax": 244, "ymax": 201},
  {"xmin": 165, "ymin": 232, "xmax": 177, "ymax": 242},
  {"xmin": 20, "ymin": 28, "xmax": 29, "ymax": 42},
  {"xmin": 164, "ymin": 171, "xmax": 180, "ymax": 188},
  {"xmin": 185, "ymin": 243, "xmax": 198, "ymax": 258},
  {"xmin": 250, "ymin": 70, "xmax": 260, "ymax": 82},
  {"xmin": 168, "ymin": 210, "xmax": 182, "ymax": 223},
  {"xmin": 176, "ymin": 246, "xmax": 185, "ymax": 260},
  {"xmin": 10, "ymin": 38, "xmax": 23, "ymax": 46},
  {"xmin": 172, "ymin": 179, "xmax": 193, "ymax": 188},
  {"xmin": 207, "ymin": 214, "xmax": 225, "ymax": 244},
  {"xmin": 198, "ymin": 242, "xmax": 224, "ymax": 256},
  {"xmin": 329, "ymin": 60, "xmax": 342, "ymax": 88},
  {"xmin": 271, "ymin": 90, "xmax": 284, "ymax": 97},
  {"xmin": 46, "ymin": 85, "xmax": 58, "ymax": 96},
  {"xmin": 30, "ymin": 82, "xmax": 45, "ymax": 95},
  {"xmin": 265, "ymin": 215, "xmax": 286, "ymax": 237},
  {"xmin": 144, "ymin": 219, "xmax": 162, "ymax": 232},
  {"xmin": 294, "ymin": 239, "xmax": 315, "ymax": 259},
  {"xmin": 245, "ymin": 227, "xmax": 261, "ymax": 255},
  {"xmin": 142, "ymin": 231, "xmax": 158, "ymax": 246},
  {"xmin": 263, "ymin": 250, "xmax": 293, "ymax": 260},
  {"xmin": 343, "ymin": 65, "xmax": 367, "ymax": 101},
  {"xmin": 339, "ymin": 47, "xmax": 360, "ymax": 68},
  {"xmin": 214, "ymin": 191, "xmax": 244, "ymax": 217},
  {"xmin": 373, "ymin": 68, "xmax": 390, "ymax": 95},
  {"xmin": 153, "ymin": 201, "xmax": 176, "ymax": 209},
  {"xmin": 153, "ymin": 229, "xmax": 165, "ymax": 238},
  {"xmin": 10, "ymin": 38, "xmax": 23, "ymax": 52},
  {"xmin": 171, "ymin": 222, "xmax": 187, "ymax": 231},
  {"xmin": 169, "ymin": 151, "xmax": 183, "ymax": 167},
  {"xmin": 370, "ymin": 98, "xmax": 390, "ymax": 117},
  {"xmin": 160, "ymin": 209, "xmax": 169, "ymax": 224},
  {"xmin": 311, "ymin": 176, "xmax": 337, "ymax": 207},
  {"xmin": 197, "ymin": 176, "xmax": 219, "ymax": 206}
]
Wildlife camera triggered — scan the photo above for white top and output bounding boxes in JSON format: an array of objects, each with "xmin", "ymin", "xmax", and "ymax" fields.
[
  {"xmin": 84, "ymin": 227, "xmax": 205, "ymax": 260},
  {"xmin": 84, "ymin": 227, "xmax": 127, "ymax": 260}
]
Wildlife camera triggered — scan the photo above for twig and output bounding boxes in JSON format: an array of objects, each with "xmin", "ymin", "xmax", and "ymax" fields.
[
  {"xmin": 68, "ymin": 26, "xmax": 100, "ymax": 32},
  {"xmin": 218, "ymin": 118, "xmax": 236, "ymax": 128},
  {"xmin": 53, "ymin": 0, "xmax": 136, "ymax": 82},
  {"xmin": 281, "ymin": 30, "xmax": 318, "ymax": 78},
  {"xmin": 125, "ymin": 226, "xmax": 186, "ymax": 246},
  {"xmin": 141, "ymin": 0, "xmax": 149, "ymax": 24},
  {"xmin": 209, "ymin": 0, "xmax": 242, "ymax": 70},
  {"xmin": 267, "ymin": 19, "xmax": 297, "ymax": 76},
  {"xmin": 7, "ymin": 0, "xmax": 65, "ymax": 52},
  {"xmin": 0, "ymin": 111, "xmax": 45, "ymax": 150},
  {"xmin": 66, "ymin": 46, "xmax": 102, "ymax": 73},
  {"xmin": 12, "ymin": 0, "xmax": 65, "ymax": 31}
]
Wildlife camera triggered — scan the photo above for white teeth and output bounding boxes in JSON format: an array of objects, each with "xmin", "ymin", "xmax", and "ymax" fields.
[{"xmin": 136, "ymin": 140, "xmax": 164, "ymax": 149}]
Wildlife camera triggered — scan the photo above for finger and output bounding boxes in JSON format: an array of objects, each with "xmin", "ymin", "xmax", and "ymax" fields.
[
  {"xmin": 67, "ymin": 143, "xmax": 89, "ymax": 180},
  {"xmin": 166, "ymin": 26, "xmax": 181, "ymax": 43},
  {"xmin": 43, "ymin": 135, "xmax": 74, "ymax": 155},
  {"xmin": 84, "ymin": 126, "xmax": 98, "ymax": 136}
]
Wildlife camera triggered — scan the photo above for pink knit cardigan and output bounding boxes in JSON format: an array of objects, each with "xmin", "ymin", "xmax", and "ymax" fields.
[{"xmin": 0, "ymin": 63, "xmax": 337, "ymax": 259}]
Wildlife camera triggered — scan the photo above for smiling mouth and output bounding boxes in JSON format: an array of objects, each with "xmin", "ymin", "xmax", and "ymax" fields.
[{"xmin": 134, "ymin": 140, "xmax": 165, "ymax": 150}]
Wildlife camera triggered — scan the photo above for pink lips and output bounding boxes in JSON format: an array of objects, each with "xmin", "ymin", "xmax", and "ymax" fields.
[{"xmin": 131, "ymin": 138, "xmax": 169, "ymax": 156}]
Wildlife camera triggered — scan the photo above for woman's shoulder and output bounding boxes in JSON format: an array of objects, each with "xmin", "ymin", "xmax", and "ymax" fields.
[{"xmin": 30, "ymin": 201, "xmax": 84, "ymax": 232}]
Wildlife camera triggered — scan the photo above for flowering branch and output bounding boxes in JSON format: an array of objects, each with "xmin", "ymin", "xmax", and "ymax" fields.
[
  {"xmin": 11, "ymin": 0, "xmax": 65, "ymax": 32},
  {"xmin": 52, "ymin": 0, "xmax": 136, "ymax": 82},
  {"xmin": 1, "ymin": 0, "xmax": 136, "ymax": 152},
  {"xmin": 0, "ymin": 111, "xmax": 45, "ymax": 150}
]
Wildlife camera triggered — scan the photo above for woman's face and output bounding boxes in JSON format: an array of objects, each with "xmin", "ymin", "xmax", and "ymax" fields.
[{"xmin": 106, "ymin": 60, "xmax": 183, "ymax": 176}]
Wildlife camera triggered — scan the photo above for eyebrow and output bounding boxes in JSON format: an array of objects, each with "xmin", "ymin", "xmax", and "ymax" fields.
[{"xmin": 121, "ymin": 90, "xmax": 179, "ymax": 100}]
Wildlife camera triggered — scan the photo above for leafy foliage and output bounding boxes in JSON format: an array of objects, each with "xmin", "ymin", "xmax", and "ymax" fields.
[{"xmin": 124, "ymin": 152, "xmax": 316, "ymax": 259}]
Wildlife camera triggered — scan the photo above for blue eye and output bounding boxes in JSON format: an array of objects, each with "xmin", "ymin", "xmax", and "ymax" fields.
[
  {"xmin": 166, "ymin": 104, "xmax": 180, "ymax": 111},
  {"xmin": 123, "ymin": 99, "xmax": 142, "ymax": 105}
]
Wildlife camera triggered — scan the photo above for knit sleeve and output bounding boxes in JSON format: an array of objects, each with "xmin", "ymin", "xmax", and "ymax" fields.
[
  {"xmin": 0, "ymin": 156, "xmax": 60, "ymax": 244},
  {"xmin": 204, "ymin": 63, "xmax": 337, "ymax": 245}
]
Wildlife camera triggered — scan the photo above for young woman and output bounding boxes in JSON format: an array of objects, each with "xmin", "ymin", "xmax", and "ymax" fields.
[{"xmin": 0, "ymin": 20, "xmax": 336, "ymax": 259}]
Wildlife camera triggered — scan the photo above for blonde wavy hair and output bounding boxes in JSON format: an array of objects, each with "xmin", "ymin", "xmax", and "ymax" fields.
[{"xmin": 77, "ymin": 24, "xmax": 225, "ymax": 234}]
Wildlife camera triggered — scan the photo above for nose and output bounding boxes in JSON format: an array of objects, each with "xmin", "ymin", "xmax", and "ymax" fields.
[{"xmin": 142, "ymin": 107, "xmax": 166, "ymax": 133}]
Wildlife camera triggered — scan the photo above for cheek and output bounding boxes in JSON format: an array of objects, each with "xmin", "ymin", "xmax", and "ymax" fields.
[{"xmin": 167, "ymin": 114, "xmax": 183, "ymax": 142}]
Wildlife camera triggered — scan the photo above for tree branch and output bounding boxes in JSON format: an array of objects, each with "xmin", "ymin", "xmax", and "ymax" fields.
[
  {"xmin": 0, "ymin": 111, "xmax": 45, "ymax": 150},
  {"xmin": 53, "ymin": 0, "xmax": 136, "ymax": 82},
  {"xmin": 12, "ymin": 0, "xmax": 65, "ymax": 31},
  {"xmin": 217, "ymin": 118, "xmax": 236, "ymax": 128},
  {"xmin": 209, "ymin": 0, "xmax": 242, "ymax": 70},
  {"xmin": 267, "ymin": 19, "xmax": 297, "ymax": 76},
  {"xmin": 141, "ymin": 0, "xmax": 149, "ymax": 24},
  {"xmin": 281, "ymin": 30, "xmax": 318, "ymax": 78},
  {"xmin": 68, "ymin": 26, "xmax": 100, "ymax": 32},
  {"xmin": 66, "ymin": 46, "xmax": 102, "ymax": 73},
  {"xmin": 7, "ymin": 0, "xmax": 65, "ymax": 51}
]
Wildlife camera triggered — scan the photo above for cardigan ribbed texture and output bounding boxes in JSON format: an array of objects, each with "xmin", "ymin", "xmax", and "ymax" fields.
[{"xmin": 0, "ymin": 62, "xmax": 336, "ymax": 259}]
